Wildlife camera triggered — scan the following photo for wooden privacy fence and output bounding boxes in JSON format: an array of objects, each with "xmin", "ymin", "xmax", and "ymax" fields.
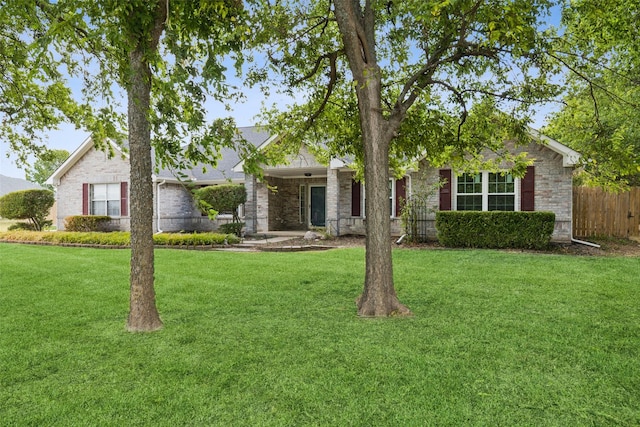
[{"xmin": 573, "ymin": 186, "xmax": 640, "ymax": 238}]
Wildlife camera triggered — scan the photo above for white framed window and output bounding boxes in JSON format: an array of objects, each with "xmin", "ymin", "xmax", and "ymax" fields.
[
  {"xmin": 454, "ymin": 172, "xmax": 517, "ymax": 211},
  {"xmin": 90, "ymin": 183, "xmax": 121, "ymax": 216},
  {"xmin": 360, "ymin": 178, "xmax": 403, "ymax": 218}
]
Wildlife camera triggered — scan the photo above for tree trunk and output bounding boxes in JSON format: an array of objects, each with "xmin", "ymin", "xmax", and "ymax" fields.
[
  {"xmin": 126, "ymin": 47, "xmax": 163, "ymax": 332},
  {"xmin": 355, "ymin": 71, "xmax": 411, "ymax": 317},
  {"xmin": 334, "ymin": 0, "xmax": 411, "ymax": 316}
]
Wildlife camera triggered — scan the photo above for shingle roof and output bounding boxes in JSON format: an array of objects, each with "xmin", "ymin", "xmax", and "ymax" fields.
[{"xmin": 155, "ymin": 126, "xmax": 271, "ymax": 182}]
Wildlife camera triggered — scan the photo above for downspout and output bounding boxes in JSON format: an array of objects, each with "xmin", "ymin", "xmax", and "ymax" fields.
[
  {"xmin": 335, "ymin": 171, "xmax": 340, "ymax": 237},
  {"xmin": 571, "ymin": 238, "xmax": 600, "ymax": 248},
  {"xmin": 156, "ymin": 180, "xmax": 166, "ymax": 234}
]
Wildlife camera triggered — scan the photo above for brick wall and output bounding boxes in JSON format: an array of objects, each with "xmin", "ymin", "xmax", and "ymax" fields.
[
  {"xmin": 56, "ymin": 145, "xmax": 237, "ymax": 233},
  {"xmin": 414, "ymin": 140, "xmax": 574, "ymax": 242},
  {"xmin": 265, "ymin": 176, "xmax": 326, "ymax": 231},
  {"xmin": 55, "ymin": 146, "xmax": 130, "ymax": 231},
  {"xmin": 335, "ymin": 171, "xmax": 404, "ymax": 236}
]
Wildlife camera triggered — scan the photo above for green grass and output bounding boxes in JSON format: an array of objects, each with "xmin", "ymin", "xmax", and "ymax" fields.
[{"xmin": 0, "ymin": 244, "xmax": 638, "ymax": 426}]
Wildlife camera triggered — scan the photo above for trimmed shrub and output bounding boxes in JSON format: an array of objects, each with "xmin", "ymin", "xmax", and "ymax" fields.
[
  {"xmin": 64, "ymin": 215, "xmax": 112, "ymax": 232},
  {"xmin": 0, "ymin": 231, "xmax": 239, "ymax": 246},
  {"xmin": 0, "ymin": 189, "xmax": 54, "ymax": 231},
  {"xmin": 436, "ymin": 211, "xmax": 555, "ymax": 249},
  {"xmin": 154, "ymin": 233, "xmax": 239, "ymax": 246},
  {"xmin": 7, "ymin": 222, "xmax": 36, "ymax": 231},
  {"xmin": 193, "ymin": 185, "xmax": 246, "ymax": 235},
  {"xmin": 193, "ymin": 184, "xmax": 246, "ymax": 218},
  {"xmin": 219, "ymin": 222, "xmax": 244, "ymax": 236}
]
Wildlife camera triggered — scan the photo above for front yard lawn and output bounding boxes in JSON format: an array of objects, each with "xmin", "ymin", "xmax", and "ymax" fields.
[{"xmin": 0, "ymin": 243, "xmax": 638, "ymax": 425}]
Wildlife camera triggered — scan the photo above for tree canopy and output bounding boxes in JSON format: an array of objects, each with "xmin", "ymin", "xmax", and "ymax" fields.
[
  {"xmin": 2, "ymin": 0, "xmax": 251, "ymax": 331},
  {"xmin": 544, "ymin": 0, "xmax": 640, "ymax": 188},
  {"xmin": 0, "ymin": 2, "xmax": 87, "ymax": 165},
  {"xmin": 249, "ymin": 0, "xmax": 559, "ymax": 165},
  {"xmin": 248, "ymin": 0, "xmax": 563, "ymax": 316},
  {"xmin": 25, "ymin": 149, "xmax": 69, "ymax": 190}
]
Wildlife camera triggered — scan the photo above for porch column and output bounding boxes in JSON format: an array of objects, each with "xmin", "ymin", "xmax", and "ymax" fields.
[
  {"xmin": 244, "ymin": 175, "xmax": 257, "ymax": 234},
  {"xmin": 326, "ymin": 167, "xmax": 340, "ymax": 236}
]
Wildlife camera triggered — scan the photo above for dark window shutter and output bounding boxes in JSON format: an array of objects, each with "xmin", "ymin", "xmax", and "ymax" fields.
[
  {"xmin": 120, "ymin": 182, "xmax": 129, "ymax": 217},
  {"xmin": 351, "ymin": 179, "xmax": 361, "ymax": 217},
  {"xmin": 82, "ymin": 183, "xmax": 89, "ymax": 215},
  {"xmin": 521, "ymin": 166, "xmax": 535, "ymax": 211},
  {"xmin": 395, "ymin": 177, "xmax": 406, "ymax": 217},
  {"xmin": 439, "ymin": 169, "xmax": 452, "ymax": 211}
]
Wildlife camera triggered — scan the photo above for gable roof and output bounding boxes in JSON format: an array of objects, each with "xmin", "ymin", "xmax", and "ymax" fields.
[
  {"xmin": 232, "ymin": 127, "xmax": 580, "ymax": 174},
  {"xmin": 46, "ymin": 127, "xmax": 272, "ymax": 186},
  {"xmin": 46, "ymin": 136, "xmax": 128, "ymax": 186},
  {"xmin": 528, "ymin": 128, "xmax": 580, "ymax": 167},
  {"xmin": 154, "ymin": 126, "xmax": 271, "ymax": 183}
]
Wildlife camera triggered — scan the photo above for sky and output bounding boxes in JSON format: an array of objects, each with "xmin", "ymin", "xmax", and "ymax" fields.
[
  {"xmin": 0, "ymin": 87, "xmax": 289, "ymax": 180},
  {"xmin": 0, "ymin": 4, "xmax": 564, "ymax": 180},
  {"xmin": 0, "ymin": 82, "xmax": 562, "ymax": 181}
]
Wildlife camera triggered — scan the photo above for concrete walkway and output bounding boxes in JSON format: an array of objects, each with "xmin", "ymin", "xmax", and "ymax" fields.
[
  {"xmin": 213, "ymin": 231, "xmax": 341, "ymax": 252},
  {"xmin": 233, "ymin": 231, "xmax": 305, "ymax": 249}
]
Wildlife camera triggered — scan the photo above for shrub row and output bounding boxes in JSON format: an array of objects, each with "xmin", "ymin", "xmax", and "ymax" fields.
[
  {"xmin": 151, "ymin": 233, "xmax": 239, "ymax": 246},
  {"xmin": 64, "ymin": 215, "xmax": 112, "ymax": 232},
  {"xmin": 0, "ymin": 231, "xmax": 239, "ymax": 246},
  {"xmin": 436, "ymin": 211, "xmax": 555, "ymax": 249}
]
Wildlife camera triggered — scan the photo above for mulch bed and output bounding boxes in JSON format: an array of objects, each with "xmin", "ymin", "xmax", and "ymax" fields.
[{"xmin": 260, "ymin": 235, "xmax": 640, "ymax": 256}]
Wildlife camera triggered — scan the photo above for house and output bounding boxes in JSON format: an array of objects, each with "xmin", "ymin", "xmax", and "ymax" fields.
[{"xmin": 47, "ymin": 126, "xmax": 580, "ymax": 242}]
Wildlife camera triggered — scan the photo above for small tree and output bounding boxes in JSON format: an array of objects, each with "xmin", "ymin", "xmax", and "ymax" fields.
[
  {"xmin": 194, "ymin": 184, "xmax": 247, "ymax": 235},
  {"xmin": 400, "ymin": 176, "xmax": 441, "ymax": 243},
  {"xmin": 0, "ymin": 189, "xmax": 54, "ymax": 231},
  {"xmin": 25, "ymin": 149, "xmax": 70, "ymax": 191}
]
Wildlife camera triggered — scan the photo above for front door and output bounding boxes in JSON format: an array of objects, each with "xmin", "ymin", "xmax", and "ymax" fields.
[{"xmin": 310, "ymin": 186, "xmax": 326, "ymax": 227}]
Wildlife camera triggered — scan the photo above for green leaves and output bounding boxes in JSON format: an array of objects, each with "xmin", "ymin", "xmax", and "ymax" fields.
[
  {"xmin": 249, "ymin": 0, "xmax": 561, "ymax": 175},
  {"xmin": 25, "ymin": 149, "xmax": 70, "ymax": 190},
  {"xmin": 193, "ymin": 184, "xmax": 247, "ymax": 223},
  {"xmin": 0, "ymin": 189, "xmax": 54, "ymax": 231},
  {"xmin": 544, "ymin": 0, "xmax": 640, "ymax": 188}
]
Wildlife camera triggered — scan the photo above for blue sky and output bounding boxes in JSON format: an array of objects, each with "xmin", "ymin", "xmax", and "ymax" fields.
[
  {"xmin": 0, "ymin": 85, "xmax": 291, "ymax": 179},
  {"xmin": 0, "ymin": 4, "xmax": 564, "ymax": 180}
]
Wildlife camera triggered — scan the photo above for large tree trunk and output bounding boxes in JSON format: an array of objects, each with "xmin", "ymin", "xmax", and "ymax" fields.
[
  {"xmin": 355, "ymin": 70, "xmax": 411, "ymax": 317},
  {"xmin": 334, "ymin": 0, "xmax": 411, "ymax": 317},
  {"xmin": 126, "ymin": 47, "xmax": 163, "ymax": 332}
]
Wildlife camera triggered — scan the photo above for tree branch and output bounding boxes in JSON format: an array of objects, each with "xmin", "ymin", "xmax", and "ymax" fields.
[
  {"xmin": 303, "ymin": 51, "xmax": 339, "ymax": 129},
  {"xmin": 548, "ymin": 50, "xmax": 638, "ymax": 108}
]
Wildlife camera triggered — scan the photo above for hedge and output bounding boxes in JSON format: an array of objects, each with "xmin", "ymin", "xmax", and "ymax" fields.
[
  {"xmin": 64, "ymin": 215, "xmax": 112, "ymax": 232},
  {"xmin": 436, "ymin": 211, "xmax": 555, "ymax": 249},
  {"xmin": 0, "ymin": 231, "xmax": 240, "ymax": 247},
  {"xmin": 219, "ymin": 222, "xmax": 244, "ymax": 236}
]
